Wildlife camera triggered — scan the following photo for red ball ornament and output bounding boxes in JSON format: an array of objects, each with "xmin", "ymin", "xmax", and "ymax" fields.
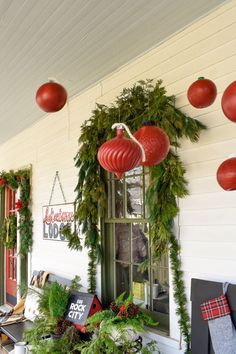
[
  {"xmin": 134, "ymin": 121, "xmax": 170, "ymax": 166},
  {"xmin": 216, "ymin": 157, "xmax": 236, "ymax": 191},
  {"xmin": 221, "ymin": 81, "xmax": 236, "ymax": 122},
  {"xmin": 36, "ymin": 81, "xmax": 67, "ymax": 112},
  {"xmin": 98, "ymin": 126, "xmax": 142, "ymax": 179},
  {"xmin": 187, "ymin": 77, "xmax": 217, "ymax": 108}
]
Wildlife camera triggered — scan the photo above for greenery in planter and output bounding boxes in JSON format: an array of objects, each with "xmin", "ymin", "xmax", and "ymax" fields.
[
  {"xmin": 0, "ymin": 168, "xmax": 33, "ymax": 255},
  {"xmin": 72, "ymin": 79, "xmax": 206, "ymax": 352},
  {"xmin": 75, "ymin": 292, "xmax": 159, "ymax": 354},
  {"xmin": 24, "ymin": 277, "xmax": 83, "ymax": 353}
]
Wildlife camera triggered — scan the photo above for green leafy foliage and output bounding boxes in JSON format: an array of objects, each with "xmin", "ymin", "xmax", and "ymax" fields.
[
  {"xmin": 75, "ymin": 293, "xmax": 158, "ymax": 354},
  {"xmin": 24, "ymin": 278, "xmax": 83, "ymax": 353},
  {"xmin": 48, "ymin": 282, "xmax": 70, "ymax": 319},
  {"xmin": 74, "ymin": 79, "xmax": 206, "ymax": 349},
  {"xmin": 61, "ymin": 224, "xmax": 82, "ymax": 251}
]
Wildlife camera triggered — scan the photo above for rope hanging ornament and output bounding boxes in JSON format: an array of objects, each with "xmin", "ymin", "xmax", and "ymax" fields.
[{"xmin": 48, "ymin": 171, "xmax": 67, "ymax": 205}]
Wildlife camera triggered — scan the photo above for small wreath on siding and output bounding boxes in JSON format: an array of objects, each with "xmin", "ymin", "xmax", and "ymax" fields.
[{"xmin": 0, "ymin": 215, "xmax": 17, "ymax": 249}]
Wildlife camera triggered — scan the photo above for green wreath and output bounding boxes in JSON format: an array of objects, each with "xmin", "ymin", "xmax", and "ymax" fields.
[{"xmin": 0, "ymin": 215, "xmax": 17, "ymax": 249}]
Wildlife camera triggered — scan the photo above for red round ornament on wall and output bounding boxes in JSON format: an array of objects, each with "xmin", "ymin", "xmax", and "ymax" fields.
[
  {"xmin": 221, "ymin": 81, "xmax": 236, "ymax": 122},
  {"xmin": 36, "ymin": 81, "xmax": 67, "ymax": 113},
  {"xmin": 134, "ymin": 121, "xmax": 170, "ymax": 166},
  {"xmin": 97, "ymin": 128, "xmax": 142, "ymax": 179},
  {"xmin": 216, "ymin": 157, "xmax": 236, "ymax": 191},
  {"xmin": 187, "ymin": 77, "xmax": 217, "ymax": 108}
]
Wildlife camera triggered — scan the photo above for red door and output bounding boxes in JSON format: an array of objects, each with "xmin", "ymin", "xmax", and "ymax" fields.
[{"xmin": 5, "ymin": 187, "xmax": 17, "ymax": 306}]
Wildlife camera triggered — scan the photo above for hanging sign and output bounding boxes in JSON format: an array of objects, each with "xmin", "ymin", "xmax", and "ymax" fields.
[{"xmin": 43, "ymin": 203, "xmax": 75, "ymax": 241}]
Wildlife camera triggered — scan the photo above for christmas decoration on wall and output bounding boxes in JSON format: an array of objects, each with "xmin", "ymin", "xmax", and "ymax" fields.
[
  {"xmin": 15, "ymin": 199, "xmax": 23, "ymax": 212},
  {"xmin": 36, "ymin": 81, "xmax": 67, "ymax": 113},
  {"xmin": 0, "ymin": 168, "xmax": 33, "ymax": 255},
  {"xmin": 74, "ymin": 79, "xmax": 206, "ymax": 352},
  {"xmin": 221, "ymin": 81, "xmax": 236, "ymax": 122},
  {"xmin": 97, "ymin": 123, "xmax": 145, "ymax": 178},
  {"xmin": 187, "ymin": 77, "xmax": 217, "ymax": 108},
  {"xmin": 216, "ymin": 157, "xmax": 236, "ymax": 191},
  {"xmin": 0, "ymin": 178, "xmax": 6, "ymax": 186},
  {"xmin": 134, "ymin": 120, "xmax": 170, "ymax": 166}
]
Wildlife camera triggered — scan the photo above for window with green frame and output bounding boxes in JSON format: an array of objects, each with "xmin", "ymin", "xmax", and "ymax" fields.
[{"xmin": 102, "ymin": 166, "xmax": 169, "ymax": 332}]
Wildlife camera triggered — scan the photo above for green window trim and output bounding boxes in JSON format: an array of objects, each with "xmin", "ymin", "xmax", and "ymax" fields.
[{"xmin": 101, "ymin": 167, "xmax": 169, "ymax": 333}]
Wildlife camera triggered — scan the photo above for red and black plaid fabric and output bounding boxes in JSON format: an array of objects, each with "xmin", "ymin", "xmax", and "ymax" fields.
[{"xmin": 201, "ymin": 294, "xmax": 230, "ymax": 321}]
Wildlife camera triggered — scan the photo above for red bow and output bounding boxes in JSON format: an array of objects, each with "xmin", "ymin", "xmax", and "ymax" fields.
[
  {"xmin": 0, "ymin": 178, "xmax": 6, "ymax": 186},
  {"xmin": 15, "ymin": 199, "xmax": 23, "ymax": 211}
]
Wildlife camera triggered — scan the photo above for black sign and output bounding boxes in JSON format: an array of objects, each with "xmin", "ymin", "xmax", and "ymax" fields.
[{"xmin": 65, "ymin": 291, "xmax": 102, "ymax": 325}]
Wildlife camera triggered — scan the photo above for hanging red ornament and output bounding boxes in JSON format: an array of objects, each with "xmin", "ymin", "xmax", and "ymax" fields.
[
  {"xmin": 15, "ymin": 199, "xmax": 23, "ymax": 211},
  {"xmin": 36, "ymin": 81, "xmax": 67, "ymax": 113},
  {"xmin": 187, "ymin": 77, "xmax": 217, "ymax": 108},
  {"xmin": 221, "ymin": 81, "xmax": 236, "ymax": 122},
  {"xmin": 134, "ymin": 121, "xmax": 170, "ymax": 166},
  {"xmin": 97, "ymin": 123, "xmax": 145, "ymax": 179},
  {"xmin": 216, "ymin": 157, "xmax": 236, "ymax": 191}
]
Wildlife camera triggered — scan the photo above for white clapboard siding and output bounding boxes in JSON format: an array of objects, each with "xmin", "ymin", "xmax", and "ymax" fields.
[{"xmin": 180, "ymin": 225, "xmax": 236, "ymax": 242}]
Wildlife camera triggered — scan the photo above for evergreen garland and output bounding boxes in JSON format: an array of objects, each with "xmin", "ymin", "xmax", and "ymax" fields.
[
  {"xmin": 0, "ymin": 168, "xmax": 33, "ymax": 255},
  {"xmin": 74, "ymin": 79, "xmax": 206, "ymax": 349}
]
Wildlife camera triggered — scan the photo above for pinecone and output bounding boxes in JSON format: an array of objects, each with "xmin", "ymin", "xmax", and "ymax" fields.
[
  {"xmin": 110, "ymin": 301, "xmax": 119, "ymax": 314},
  {"xmin": 55, "ymin": 318, "xmax": 72, "ymax": 336},
  {"xmin": 127, "ymin": 303, "xmax": 140, "ymax": 317}
]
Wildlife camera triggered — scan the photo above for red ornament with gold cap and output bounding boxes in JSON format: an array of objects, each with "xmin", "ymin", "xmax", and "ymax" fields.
[
  {"xmin": 133, "ymin": 121, "xmax": 170, "ymax": 166},
  {"xmin": 187, "ymin": 77, "xmax": 217, "ymax": 108},
  {"xmin": 97, "ymin": 123, "xmax": 145, "ymax": 179}
]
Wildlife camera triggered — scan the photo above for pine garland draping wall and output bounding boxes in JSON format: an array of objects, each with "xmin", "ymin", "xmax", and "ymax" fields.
[{"xmin": 72, "ymin": 80, "xmax": 206, "ymax": 351}]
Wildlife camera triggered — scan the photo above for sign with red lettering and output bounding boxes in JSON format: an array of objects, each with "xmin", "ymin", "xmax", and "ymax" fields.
[{"xmin": 43, "ymin": 203, "xmax": 75, "ymax": 241}]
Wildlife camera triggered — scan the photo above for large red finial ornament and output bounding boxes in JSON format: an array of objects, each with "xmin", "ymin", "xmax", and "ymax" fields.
[
  {"xmin": 36, "ymin": 81, "xmax": 67, "ymax": 113},
  {"xmin": 216, "ymin": 157, "xmax": 236, "ymax": 191},
  {"xmin": 134, "ymin": 121, "xmax": 170, "ymax": 166},
  {"xmin": 221, "ymin": 81, "xmax": 236, "ymax": 122},
  {"xmin": 187, "ymin": 77, "xmax": 217, "ymax": 108},
  {"xmin": 97, "ymin": 123, "xmax": 145, "ymax": 179}
]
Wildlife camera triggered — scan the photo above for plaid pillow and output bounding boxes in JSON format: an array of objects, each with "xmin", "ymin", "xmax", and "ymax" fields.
[{"xmin": 201, "ymin": 294, "xmax": 230, "ymax": 321}]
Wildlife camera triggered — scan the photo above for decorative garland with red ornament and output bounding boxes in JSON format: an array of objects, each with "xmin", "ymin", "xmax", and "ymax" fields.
[
  {"xmin": 74, "ymin": 79, "xmax": 206, "ymax": 352},
  {"xmin": 0, "ymin": 168, "xmax": 33, "ymax": 255}
]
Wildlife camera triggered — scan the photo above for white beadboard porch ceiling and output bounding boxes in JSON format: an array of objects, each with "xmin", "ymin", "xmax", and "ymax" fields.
[{"xmin": 0, "ymin": 0, "xmax": 228, "ymax": 144}]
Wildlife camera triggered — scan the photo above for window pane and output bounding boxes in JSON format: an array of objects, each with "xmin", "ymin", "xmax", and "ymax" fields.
[
  {"xmin": 115, "ymin": 223, "xmax": 130, "ymax": 263},
  {"xmin": 152, "ymin": 262, "xmax": 169, "ymax": 316},
  {"xmin": 116, "ymin": 262, "xmax": 130, "ymax": 296},
  {"xmin": 114, "ymin": 179, "xmax": 124, "ymax": 218},
  {"xmin": 132, "ymin": 223, "xmax": 148, "ymax": 264},
  {"xmin": 132, "ymin": 264, "xmax": 149, "ymax": 306},
  {"xmin": 126, "ymin": 175, "xmax": 143, "ymax": 218}
]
